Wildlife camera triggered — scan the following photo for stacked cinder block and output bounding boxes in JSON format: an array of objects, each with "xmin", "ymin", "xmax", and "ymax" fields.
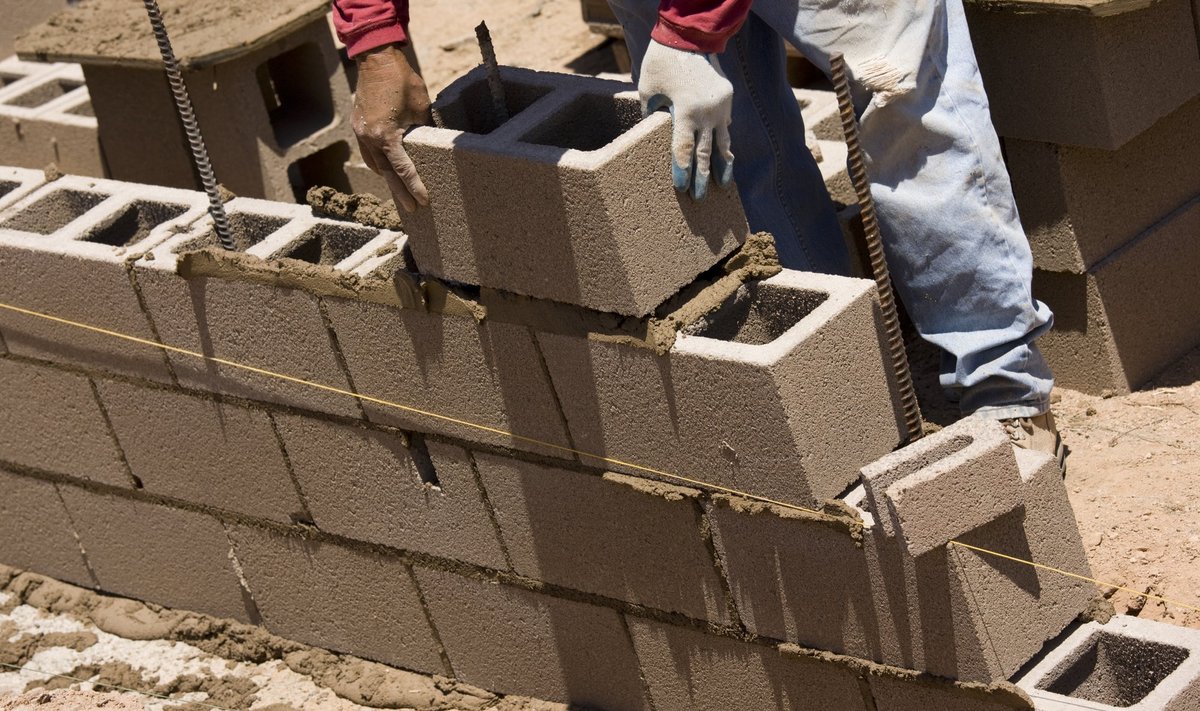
[
  {"xmin": 964, "ymin": 0, "xmax": 1200, "ymax": 394},
  {"xmin": 0, "ymin": 56, "xmax": 102, "ymax": 176}
]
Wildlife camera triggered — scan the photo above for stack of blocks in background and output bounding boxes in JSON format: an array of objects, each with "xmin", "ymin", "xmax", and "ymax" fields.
[{"xmin": 0, "ymin": 57, "xmax": 103, "ymax": 177}]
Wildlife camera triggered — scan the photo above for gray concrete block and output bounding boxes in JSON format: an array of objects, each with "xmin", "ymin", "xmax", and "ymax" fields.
[
  {"xmin": 94, "ymin": 379, "xmax": 304, "ymax": 523},
  {"xmin": 57, "ymin": 486, "xmax": 253, "ymax": 623},
  {"xmin": 1006, "ymin": 96, "xmax": 1200, "ymax": 272},
  {"xmin": 965, "ymin": 0, "xmax": 1200, "ymax": 149},
  {"xmin": 868, "ymin": 671, "xmax": 1033, "ymax": 711},
  {"xmin": 0, "ymin": 176, "xmax": 208, "ymax": 381},
  {"xmin": 861, "ymin": 417, "xmax": 1024, "ymax": 557},
  {"xmin": 540, "ymin": 270, "xmax": 903, "ymax": 507},
  {"xmin": 0, "ymin": 63, "xmax": 103, "ymax": 177},
  {"xmin": 627, "ymin": 617, "xmax": 868, "ymax": 711},
  {"xmin": 0, "ymin": 468, "xmax": 91, "ymax": 586},
  {"xmin": 1034, "ymin": 196, "xmax": 1200, "ymax": 395},
  {"xmin": 0, "ymin": 358, "xmax": 128, "ymax": 486},
  {"xmin": 272, "ymin": 413, "xmax": 508, "ymax": 569},
  {"xmin": 474, "ymin": 453, "xmax": 729, "ymax": 621},
  {"xmin": 404, "ymin": 66, "xmax": 749, "ymax": 316},
  {"xmin": 323, "ymin": 297, "xmax": 573, "ymax": 456},
  {"xmin": 229, "ymin": 525, "xmax": 443, "ymax": 675},
  {"xmin": 0, "ymin": 166, "xmax": 46, "ymax": 212},
  {"xmin": 415, "ymin": 566, "xmax": 649, "ymax": 709},
  {"xmin": 1015, "ymin": 615, "xmax": 1200, "ymax": 711}
]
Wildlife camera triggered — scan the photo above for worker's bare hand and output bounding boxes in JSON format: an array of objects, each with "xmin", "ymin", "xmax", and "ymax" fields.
[{"xmin": 353, "ymin": 44, "xmax": 432, "ymax": 213}]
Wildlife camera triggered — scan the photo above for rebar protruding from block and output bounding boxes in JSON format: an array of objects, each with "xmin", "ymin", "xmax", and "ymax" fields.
[
  {"xmin": 829, "ymin": 52, "xmax": 924, "ymax": 443},
  {"xmin": 142, "ymin": 0, "xmax": 235, "ymax": 251},
  {"xmin": 475, "ymin": 21, "xmax": 509, "ymax": 125}
]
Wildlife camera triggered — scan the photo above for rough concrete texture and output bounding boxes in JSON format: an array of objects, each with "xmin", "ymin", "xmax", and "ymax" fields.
[
  {"xmin": 627, "ymin": 617, "xmax": 869, "ymax": 711},
  {"xmin": 0, "ymin": 468, "xmax": 91, "ymax": 586},
  {"xmin": 0, "ymin": 62, "xmax": 103, "ymax": 177},
  {"xmin": 228, "ymin": 525, "xmax": 445, "ymax": 675},
  {"xmin": 1006, "ymin": 96, "xmax": 1200, "ymax": 272},
  {"xmin": 415, "ymin": 566, "xmax": 650, "ymax": 710},
  {"xmin": 868, "ymin": 670, "xmax": 1033, "ymax": 711},
  {"xmin": 540, "ymin": 269, "xmax": 903, "ymax": 507},
  {"xmin": 861, "ymin": 417, "xmax": 1025, "ymax": 557},
  {"xmin": 0, "ymin": 165, "xmax": 46, "ymax": 212},
  {"xmin": 272, "ymin": 412, "xmax": 509, "ymax": 569},
  {"xmin": 1015, "ymin": 615, "xmax": 1200, "ymax": 711},
  {"xmin": 404, "ymin": 65, "xmax": 749, "ymax": 316},
  {"xmin": 0, "ymin": 358, "xmax": 129, "ymax": 486},
  {"xmin": 324, "ymin": 296, "xmax": 574, "ymax": 456},
  {"xmin": 0, "ymin": 177, "xmax": 208, "ymax": 382},
  {"xmin": 965, "ymin": 0, "xmax": 1200, "ymax": 149},
  {"xmin": 1033, "ymin": 196, "xmax": 1200, "ymax": 394},
  {"xmin": 56, "ymin": 486, "xmax": 254, "ymax": 623},
  {"xmin": 473, "ymin": 453, "xmax": 731, "ymax": 621},
  {"xmin": 94, "ymin": 379, "xmax": 306, "ymax": 523}
]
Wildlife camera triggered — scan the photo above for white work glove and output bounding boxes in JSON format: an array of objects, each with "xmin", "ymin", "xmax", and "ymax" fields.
[{"xmin": 637, "ymin": 40, "xmax": 736, "ymax": 200}]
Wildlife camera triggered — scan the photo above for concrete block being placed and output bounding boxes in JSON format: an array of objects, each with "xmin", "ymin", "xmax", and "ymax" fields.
[
  {"xmin": 404, "ymin": 66, "xmax": 749, "ymax": 316},
  {"xmin": 0, "ymin": 358, "xmax": 129, "ymax": 487},
  {"xmin": 229, "ymin": 525, "xmax": 443, "ymax": 675},
  {"xmin": 1006, "ymin": 96, "xmax": 1200, "ymax": 272},
  {"xmin": 965, "ymin": 0, "xmax": 1200, "ymax": 149},
  {"xmin": 1015, "ymin": 616, "xmax": 1200, "ymax": 711},
  {"xmin": 414, "ymin": 566, "xmax": 650, "ymax": 710},
  {"xmin": 94, "ymin": 379, "xmax": 305, "ymax": 523},
  {"xmin": 474, "ymin": 453, "xmax": 730, "ymax": 621},
  {"xmin": 540, "ymin": 269, "xmax": 903, "ymax": 507},
  {"xmin": 272, "ymin": 413, "xmax": 508, "ymax": 569},
  {"xmin": 0, "ymin": 468, "xmax": 92, "ymax": 586},
  {"xmin": 1034, "ymin": 196, "xmax": 1200, "ymax": 394},
  {"xmin": 57, "ymin": 486, "xmax": 253, "ymax": 623}
]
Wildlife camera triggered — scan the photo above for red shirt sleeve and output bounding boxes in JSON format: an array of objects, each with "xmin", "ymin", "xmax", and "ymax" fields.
[
  {"xmin": 331, "ymin": 0, "xmax": 410, "ymax": 58},
  {"xmin": 652, "ymin": 0, "xmax": 752, "ymax": 54}
]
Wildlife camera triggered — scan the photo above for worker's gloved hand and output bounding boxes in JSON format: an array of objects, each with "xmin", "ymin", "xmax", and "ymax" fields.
[
  {"xmin": 352, "ymin": 44, "xmax": 432, "ymax": 213},
  {"xmin": 637, "ymin": 40, "xmax": 735, "ymax": 200}
]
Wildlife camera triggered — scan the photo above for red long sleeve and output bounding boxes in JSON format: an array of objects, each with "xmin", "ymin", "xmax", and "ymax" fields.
[
  {"xmin": 652, "ymin": 0, "xmax": 752, "ymax": 54},
  {"xmin": 331, "ymin": 0, "xmax": 410, "ymax": 58}
]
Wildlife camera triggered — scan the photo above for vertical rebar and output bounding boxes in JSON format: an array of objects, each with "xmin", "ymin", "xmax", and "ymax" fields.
[
  {"xmin": 474, "ymin": 21, "xmax": 509, "ymax": 125},
  {"xmin": 830, "ymin": 52, "xmax": 924, "ymax": 443},
  {"xmin": 142, "ymin": 0, "xmax": 235, "ymax": 251}
]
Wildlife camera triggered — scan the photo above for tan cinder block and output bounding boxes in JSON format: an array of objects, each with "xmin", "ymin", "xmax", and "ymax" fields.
[
  {"xmin": 1034, "ymin": 196, "xmax": 1200, "ymax": 394},
  {"xmin": 474, "ymin": 453, "xmax": 730, "ymax": 621},
  {"xmin": 627, "ymin": 617, "xmax": 869, "ymax": 711},
  {"xmin": 965, "ymin": 0, "xmax": 1200, "ymax": 149},
  {"xmin": 58, "ymin": 486, "xmax": 253, "ymax": 623},
  {"xmin": 404, "ymin": 66, "xmax": 748, "ymax": 317},
  {"xmin": 0, "ymin": 64, "xmax": 102, "ymax": 176},
  {"xmin": 272, "ymin": 413, "xmax": 508, "ymax": 569},
  {"xmin": 94, "ymin": 379, "xmax": 304, "ymax": 523},
  {"xmin": 868, "ymin": 670, "xmax": 1033, "ymax": 711},
  {"xmin": 0, "ymin": 166, "xmax": 46, "ymax": 212},
  {"xmin": 0, "ymin": 468, "xmax": 91, "ymax": 586},
  {"xmin": 414, "ymin": 566, "xmax": 649, "ymax": 709},
  {"xmin": 0, "ymin": 358, "xmax": 128, "ymax": 486},
  {"xmin": 540, "ymin": 270, "xmax": 903, "ymax": 507},
  {"xmin": 229, "ymin": 525, "xmax": 443, "ymax": 675},
  {"xmin": 1006, "ymin": 96, "xmax": 1200, "ymax": 273}
]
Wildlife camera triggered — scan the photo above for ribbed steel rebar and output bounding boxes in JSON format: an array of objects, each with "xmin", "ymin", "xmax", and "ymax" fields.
[
  {"xmin": 142, "ymin": 0, "xmax": 235, "ymax": 251},
  {"xmin": 474, "ymin": 21, "xmax": 509, "ymax": 125},
  {"xmin": 829, "ymin": 52, "xmax": 924, "ymax": 443}
]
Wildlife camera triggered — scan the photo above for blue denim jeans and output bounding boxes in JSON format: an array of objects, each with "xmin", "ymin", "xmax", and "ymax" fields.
[{"xmin": 607, "ymin": 0, "xmax": 1054, "ymax": 418}]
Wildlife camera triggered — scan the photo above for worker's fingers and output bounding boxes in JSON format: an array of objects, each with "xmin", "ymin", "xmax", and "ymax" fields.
[
  {"xmin": 382, "ymin": 169, "xmax": 418, "ymax": 214},
  {"xmin": 356, "ymin": 137, "xmax": 382, "ymax": 175},
  {"xmin": 713, "ymin": 124, "xmax": 735, "ymax": 187},
  {"xmin": 670, "ymin": 121, "xmax": 696, "ymax": 194},
  {"xmin": 382, "ymin": 137, "xmax": 430, "ymax": 212},
  {"xmin": 691, "ymin": 128, "xmax": 713, "ymax": 200}
]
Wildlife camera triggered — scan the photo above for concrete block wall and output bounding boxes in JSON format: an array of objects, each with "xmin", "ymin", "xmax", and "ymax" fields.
[{"xmin": 0, "ymin": 57, "xmax": 103, "ymax": 176}]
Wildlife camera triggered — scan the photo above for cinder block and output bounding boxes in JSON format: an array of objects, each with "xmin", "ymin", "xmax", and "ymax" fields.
[
  {"xmin": 0, "ymin": 358, "xmax": 129, "ymax": 486},
  {"xmin": 868, "ymin": 670, "xmax": 1034, "ymax": 711},
  {"xmin": 94, "ymin": 379, "xmax": 304, "ymax": 523},
  {"xmin": 0, "ymin": 64, "xmax": 103, "ymax": 176},
  {"xmin": 1015, "ymin": 616, "xmax": 1200, "ymax": 711},
  {"xmin": 0, "ymin": 166, "xmax": 46, "ymax": 211},
  {"xmin": 1034, "ymin": 196, "xmax": 1200, "ymax": 394},
  {"xmin": 414, "ymin": 566, "xmax": 649, "ymax": 709},
  {"xmin": 861, "ymin": 417, "xmax": 1024, "ymax": 557},
  {"xmin": 474, "ymin": 453, "xmax": 729, "ymax": 621},
  {"xmin": 228, "ymin": 525, "xmax": 443, "ymax": 674},
  {"xmin": 0, "ymin": 176, "xmax": 208, "ymax": 381},
  {"xmin": 323, "ymin": 297, "xmax": 573, "ymax": 456},
  {"xmin": 0, "ymin": 468, "xmax": 92, "ymax": 586},
  {"xmin": 965, "ymin": 0, "xmax": 1200, "ymax": 149},
  {"xmin": 627, "ymin": 617, "xmax": 869, "ymax": 711},
  {"xmin": 540, "ymin": 270, "xmax": 903, "ymax": 507},
  {"xmin": 57, "ymin": 486, "xmax": 253, "ymax": 622},
  {"xmin": 271, "ymin": 413, "xmax": 508, "ymax": 569},
  {"xmin": 1006, "ymin": 96, "xmax": 1200, "ymax": 272},
  {"xmin": 404, "ymin": 65, "xmax": 749, "ymax": 316}
]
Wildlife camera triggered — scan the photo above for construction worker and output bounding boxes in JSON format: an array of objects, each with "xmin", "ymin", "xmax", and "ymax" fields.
[{"xmin": 331, "ymin": 0, "xmax": 1064, "ymax": 462}]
